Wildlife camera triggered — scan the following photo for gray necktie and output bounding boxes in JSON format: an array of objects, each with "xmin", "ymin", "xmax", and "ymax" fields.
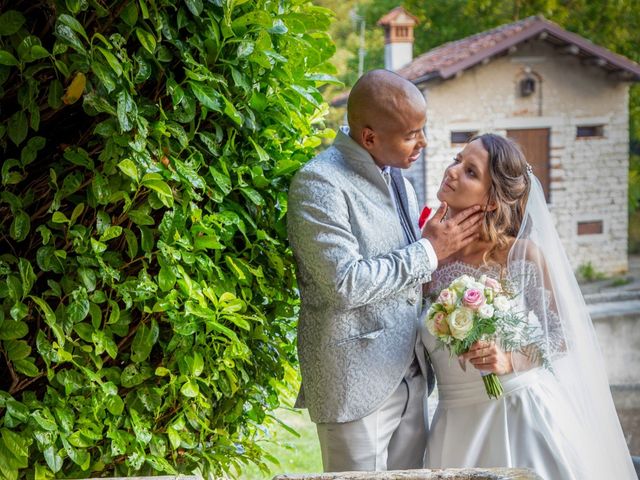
[{"xmin": 383, "ymin": 170, "xmax": 415, "ymax": 245}]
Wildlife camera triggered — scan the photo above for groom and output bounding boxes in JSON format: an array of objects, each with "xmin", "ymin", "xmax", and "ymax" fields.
[{"xmin": 287, "ymin": 69, "xmax": 482, "ymax": 472}]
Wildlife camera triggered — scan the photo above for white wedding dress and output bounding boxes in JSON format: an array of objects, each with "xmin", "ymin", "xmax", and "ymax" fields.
[
  {"xmin": 423, "ymin": 260, "xmax": 589, "ymax": 479},
  {"xmin": 420, "ymin": 173, "xmax": 635, "ymax": 479}
]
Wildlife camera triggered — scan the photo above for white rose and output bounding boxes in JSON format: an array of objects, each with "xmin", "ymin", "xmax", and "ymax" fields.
[
  {"xmin": 448, "ymin": 307, "xmax": 475, "ymax": 340},
  {"xmin": 493, "ymin": 295, "xmax": 511, "ymax": 312},
  {"xmin": 450, "ymin": 275, "xmax": 475, "ymax": 294},
  {"xmin": 478, "ymin": 304, "xmax": 495, "ymax": 319}
]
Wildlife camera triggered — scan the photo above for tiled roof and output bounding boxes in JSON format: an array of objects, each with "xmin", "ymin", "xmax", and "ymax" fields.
[
  {"xmin": 377, "ymin": 6, "xmax": 418, "ymax": 26},
  {"xmin": 398, "ymin": 16, "xmax": 538, "ymax": 81},
  {"xmin": 332, "ymin": 15, "xmax": 640, "ymax": 106}
]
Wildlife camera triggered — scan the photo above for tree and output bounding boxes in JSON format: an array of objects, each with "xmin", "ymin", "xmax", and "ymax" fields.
[{"xmin": 0, "ymin": 0, "xmax": 335, "ymax": 478}]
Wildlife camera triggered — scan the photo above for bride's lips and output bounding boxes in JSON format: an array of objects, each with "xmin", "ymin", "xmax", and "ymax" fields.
[{"xmin": 441, "ymin": 180, "xmax": 455, "ymax": 192}]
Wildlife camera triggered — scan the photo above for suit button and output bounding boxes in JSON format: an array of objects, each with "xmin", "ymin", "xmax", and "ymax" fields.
[{"xmin": 407, "ymin": 297, "xmax": 417, "ymax": 305}]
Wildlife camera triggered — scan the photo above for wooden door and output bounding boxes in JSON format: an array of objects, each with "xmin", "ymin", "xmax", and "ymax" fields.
[{"xmin": 506, "ymin": 128, "xmax": 550, "ymax": 202}]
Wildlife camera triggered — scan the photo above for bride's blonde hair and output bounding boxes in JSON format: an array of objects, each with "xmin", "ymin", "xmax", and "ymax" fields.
[{"xmin": 472, "ymin": 134, "xmax": 531, "ymax": 265}]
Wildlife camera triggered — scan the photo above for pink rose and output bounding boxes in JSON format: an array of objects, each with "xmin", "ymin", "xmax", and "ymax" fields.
[
  {"xmin": 437, "ymin": 288, "xmax": 457, "ymax": 309},
  {"xmin": 462, "ymin": 288, "xmax": 485, "ymax": 310},
  {"xmin": 484, "ymin": 277, "xmax": 502, "ymax": 292}
]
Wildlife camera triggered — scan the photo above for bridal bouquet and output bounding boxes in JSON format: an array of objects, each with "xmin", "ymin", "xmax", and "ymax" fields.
[{"xmin": 426, "ymin": 273, "xmax": 530, "ymax": 399}]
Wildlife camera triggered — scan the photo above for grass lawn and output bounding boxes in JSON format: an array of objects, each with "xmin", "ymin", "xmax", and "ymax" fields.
[{"xmin": 238, "ymin": 407, "xmax": 322, "ymax": 479}]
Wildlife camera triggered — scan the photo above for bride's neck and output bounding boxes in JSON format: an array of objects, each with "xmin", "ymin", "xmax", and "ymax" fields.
[{"xmin": 445, "ymin": 206, "xmax": 496, "ymax": 263}]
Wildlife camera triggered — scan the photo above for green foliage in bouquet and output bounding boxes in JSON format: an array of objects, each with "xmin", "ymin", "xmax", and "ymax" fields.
[{"xmin": 0, "ymin": 0, "xmax": 337, "ymax": 478}]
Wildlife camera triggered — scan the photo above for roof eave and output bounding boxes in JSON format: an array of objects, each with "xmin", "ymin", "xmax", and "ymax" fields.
[
  {"xmin": 433, "ymin": 19, "xmax": 640, "ymax": 81},
  {"xmin": 438, "ymin": 22, "xmax": 547, "ymax": 79},
  {"xmin": 412, "ymin": 72, "xmax": 442, "ymax": 86}
]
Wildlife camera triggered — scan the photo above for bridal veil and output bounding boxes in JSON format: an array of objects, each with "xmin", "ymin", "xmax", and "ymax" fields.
[{"xmin": 507, "ymin": 173, "xmax": 635, "ymax": 477}]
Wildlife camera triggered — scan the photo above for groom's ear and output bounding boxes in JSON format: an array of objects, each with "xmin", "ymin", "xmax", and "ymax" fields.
[{"xmin": 361, "ymin": 127, "xmax": 376, "ymax": 149}]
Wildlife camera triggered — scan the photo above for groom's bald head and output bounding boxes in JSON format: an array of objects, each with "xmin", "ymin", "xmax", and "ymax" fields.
[{"xmin": 347, "ymin": 69, "xmax": 426, "ymax": 140}]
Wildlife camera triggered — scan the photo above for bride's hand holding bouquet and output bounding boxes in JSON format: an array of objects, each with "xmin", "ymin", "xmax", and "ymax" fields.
[{"xmin": 461, "ymin": 340, "xmax": 513, "ymax": 376}]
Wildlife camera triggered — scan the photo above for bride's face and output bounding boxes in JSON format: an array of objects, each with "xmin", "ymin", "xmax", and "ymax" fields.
[{"xmin": 437, "ymin": 139, "xmax": 494, "ymax": 212}]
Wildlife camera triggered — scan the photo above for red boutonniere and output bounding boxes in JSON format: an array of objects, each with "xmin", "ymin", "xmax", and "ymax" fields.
[{"xmin": 418, "ymin": 205, "xmax": 432, "ymax": 229}]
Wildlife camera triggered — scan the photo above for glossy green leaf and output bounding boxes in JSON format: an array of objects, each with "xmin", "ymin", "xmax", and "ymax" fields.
[
  {"xmin": 131, "ymin": 319, "xmax": 158, "ymax": 363},
  {"xmin": 135, "ymin": 27, "xmax": 156, "ymax": 54},
  {"xmin": 10, "ymin": 210, "xmax": 30, "ymax": 241},
  {"xmin": 0, "ymin": 50, "xmax": 19, "ymax": 66},
  {"xmin": 0, "ymin": 428, "xmax": 29, "ymax": 470},
  {"xmin": 43, "ymin": 446, "xmax": 63, "ymax": 473},
  {"xmin": 51, "ymin": 212, "xmax": 68, "ymax": 224},
  {"xmin": 20, "ymin": 136, "xmax": 46, "ymax": 167},
  {"xmin": 100, "ymin": 225, "xmax": 122, "ymax": 242},
  {"xmin": 105, "ymin": 395, "xmax": 124, "ymax": 416},
  {"xmin": 121, "ymin": 2, "xmax": 139, "ymax": 26},
  {"xmin": 189, "ymin": 82, "xmax": 221, "ymax": 111},
  {"xmin": 5, "ymin": 340, "xmax": 31, "ymax": 361},
  {"xmin": 158, "ymin": 267, "xmax": 176, "ymax": 291},
  {"xmin": 180, "ymin": 379, "xmax": 199, "ymax": 398},
  {"xmin": 184, "ymin": 0, "xmax": 203, "ymax": 16},
  {"xmin": 91, "ymin": 61, "xmax": 116, "ymax": 92},
  {"xmin": 97, "ymin": 47, "xmax": 123, "ymax": 77},
  {"xmin": 30, "ymin": 296, "xmax": 64, "ymax": 346},
  {"xmin": 13, "ymin": 358, "xmax": 39, "ymax": 377},
  {"xmin": 54, "ymin": 21, "xmax": 85, "ymax": 53},
  {"xmin": 67, "ymin": 298, "xmax": 89, "ymax": 323},
  {"xmin": 0, "ymin": 11, "xmax": 26, "ymax": 36},
  {"xmin": 18, "ymin": 258, "xmax": 35, "ymax": 298},
  {"xmin": 10, "ymin": 302, "xmax": 28, "ymax": 321},
  {"xmin": 7, "ymin": 111, "xmax": 28, "ymax": 146},
  {"xmin": 0, "ymin": 321, "xmax": 28, "ymax": 340},
  {"xmin": 209, "ymin": 166, "xmax": 231, "ymax": 194},
  {"xmin": 47, "ymin": 79, "xmax": 63, "ymax": 109},
  {"xmin": 222, "ymin": 95, "xmax": 243, "ymax": 125},
  {"xmin": 57, "ymin": 14, "xmax": 88, "ymax": 42},
  {"xmin": 116, "ymin": 89, "xmax": 135, "ymax": 131},
  {"xmin": 142, "ymin": 179, "xmax": 173, "ymax": 206}
]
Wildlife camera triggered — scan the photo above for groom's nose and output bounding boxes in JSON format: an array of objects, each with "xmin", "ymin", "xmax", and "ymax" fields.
[{"xmin": 418, "ymin": 129, "xmax": 427, "ymax": 148}]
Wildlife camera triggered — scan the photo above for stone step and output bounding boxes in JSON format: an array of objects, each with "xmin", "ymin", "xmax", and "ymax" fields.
[
  {"xmin": 588, "ymin": 299, "xmax": 640, "ymax": 319},
  {"xmin": 273, "ymin": 468, "xmax": 541, "ymax": 479},
  {"xmin": 584, "ymin": 290, "xmax": 640, "ymax": 306}
]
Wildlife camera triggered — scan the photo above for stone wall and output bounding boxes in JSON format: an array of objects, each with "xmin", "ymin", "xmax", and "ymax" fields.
[
  {"xmin": 406, "ymin": 40, "xmax": 630, "ymax": 275},
  {"xmin": 590, "ymin": 302, "xmax": 640, "ymax": 455}
]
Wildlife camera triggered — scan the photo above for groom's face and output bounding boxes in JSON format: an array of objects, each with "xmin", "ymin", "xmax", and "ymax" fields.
[{"xmin": 362, "ymin": 106, "xmax": 427, "ymax": 170}]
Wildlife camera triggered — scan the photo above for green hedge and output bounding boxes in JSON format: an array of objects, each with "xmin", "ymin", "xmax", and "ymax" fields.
[{"xmin": 0, "ymin": 0, "xmax": 336, "ymax": 478}]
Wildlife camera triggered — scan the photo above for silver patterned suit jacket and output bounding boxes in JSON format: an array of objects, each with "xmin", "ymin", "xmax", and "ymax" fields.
[{"xmin": 287, "ymin": 130, "xmax": 436, "ymax": 424}]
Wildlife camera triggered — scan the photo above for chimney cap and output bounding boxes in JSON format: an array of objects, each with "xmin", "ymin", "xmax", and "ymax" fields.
[{"xmin": 377, "ymin": 6, "xmax": 419, "ymax": 27}]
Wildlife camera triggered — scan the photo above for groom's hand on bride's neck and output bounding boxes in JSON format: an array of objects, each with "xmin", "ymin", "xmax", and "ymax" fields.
[{"xmin": 421, "ymin": 203, "xmax": 483, "ymax": 261}]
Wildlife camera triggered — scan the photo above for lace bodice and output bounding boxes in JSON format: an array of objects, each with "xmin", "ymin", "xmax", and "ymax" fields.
[{"xmin": 427, "ymin": 259, "xmax": 535, "ymax": 298}]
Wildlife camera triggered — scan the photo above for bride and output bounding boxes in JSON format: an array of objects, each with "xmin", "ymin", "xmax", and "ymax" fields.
[{"xmin": 421, "ymin": 134, "xmax": 635, "ymax": 478}]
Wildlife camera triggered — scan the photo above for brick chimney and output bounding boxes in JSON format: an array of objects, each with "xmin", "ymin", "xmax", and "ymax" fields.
[{"xmin": 377, "ymin": 7, "xmax": 419, "ymax": 71}]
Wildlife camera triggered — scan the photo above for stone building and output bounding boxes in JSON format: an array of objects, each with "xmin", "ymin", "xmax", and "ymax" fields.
[{"xmin": 337, "ymin": 9, "xmax": 640, "ymax": 275}]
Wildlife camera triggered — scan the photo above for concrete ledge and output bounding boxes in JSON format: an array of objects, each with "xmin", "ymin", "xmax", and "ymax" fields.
[
  {"xmin": 82, "ymin": 477, "xmax": 198, "ymax": 480},
  {"xmin": 273, "ymin": 468, "xmax": 541, "ymax": 479}
]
